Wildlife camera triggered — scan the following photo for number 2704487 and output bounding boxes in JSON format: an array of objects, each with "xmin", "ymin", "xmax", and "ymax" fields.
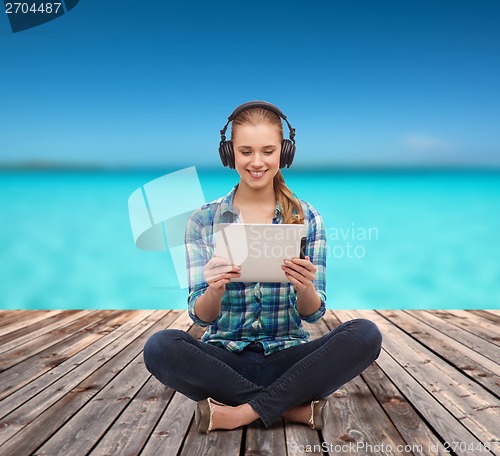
[{"xmin": 5, "ymin": 3, "xmax": 62, "ymax": 14}]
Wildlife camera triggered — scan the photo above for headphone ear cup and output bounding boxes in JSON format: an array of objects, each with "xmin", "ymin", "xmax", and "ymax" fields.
[
  {"xmin": 280, "ymin": 139, "xmax": 296, "ymax": 168},
  {"xmin": 219, "ymin": 140, "xmax": 235, "ymax": 169}
]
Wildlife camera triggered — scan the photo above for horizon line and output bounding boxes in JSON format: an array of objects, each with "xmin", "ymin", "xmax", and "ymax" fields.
[{"xmin": 1, "ymin": 160, "xmax": 499, "ymax": 172}]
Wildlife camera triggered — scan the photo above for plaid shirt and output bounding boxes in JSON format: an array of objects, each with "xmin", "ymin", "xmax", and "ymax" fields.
[{"xmin": 185, "ymin": 184, "xmax": 327, "ymax": 355}]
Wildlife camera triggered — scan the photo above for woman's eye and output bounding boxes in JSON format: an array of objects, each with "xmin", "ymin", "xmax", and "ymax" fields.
[{"xmin": 240, "ymin": 150, "xmax": 274, "ymax": 156}]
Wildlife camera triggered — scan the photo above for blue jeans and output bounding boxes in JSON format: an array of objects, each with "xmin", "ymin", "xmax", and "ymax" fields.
[{"xmin": 143, "ymin": 318, "xmax": 382, "ymax": 427}]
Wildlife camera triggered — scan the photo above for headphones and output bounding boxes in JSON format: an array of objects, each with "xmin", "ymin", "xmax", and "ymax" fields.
[{"xmin": 219, "ymin": 100, "xmax": 296, "ymax": 169}]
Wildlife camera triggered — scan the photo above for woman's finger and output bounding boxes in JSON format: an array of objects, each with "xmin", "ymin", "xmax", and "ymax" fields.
[
  {"xmin": 282, "ymin": 260, "xmax": 316, "ymax": 286},
  {"xmin": 204, "ymin": 258, "xmax": 240, "ymax": 282},
  {"xmin": 206, "ymin": 270, "xmax": 241, "ymax": 286},
  {"xmin": 206, "ymin": 256, "xmax": 231, "ymax": 269},
  {"xmin": 207, "ymin": 270, "xmax": 240, "ymax": 282},
  {"xmin": 282, "ymin": 265, "xmax": 311, "ymax": 285},
  {"xmin": 283, "ymin": 260, "xmax": 316, "ymax": 281},
  {"xmin": 289, "ymin": 257, "xmax": 317, "ymax": 274},
  {"xmin": 205, "ymin": 270, "xmax": 240, "ymax": 286},
  {"xmin": 284, "ymin": 271, "xmax": 309, "ymax": 292},
  {"xmin": 205, "ymin": 263, "xmax": 238, "ymax": 276}
]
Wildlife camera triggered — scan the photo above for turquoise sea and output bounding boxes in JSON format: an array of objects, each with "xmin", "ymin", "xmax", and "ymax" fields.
[{"xmin": 1, "ymin": 169, "xmax": 499, "ymax": 310}]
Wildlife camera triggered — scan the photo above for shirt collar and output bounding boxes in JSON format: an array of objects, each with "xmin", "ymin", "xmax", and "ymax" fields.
[{"xmin": 216, "ymin": 184, "xmax": 282, "ymax": 223}]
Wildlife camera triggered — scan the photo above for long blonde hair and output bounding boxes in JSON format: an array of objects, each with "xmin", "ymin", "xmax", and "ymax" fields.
[{"xmin": 231, "ymin": 107, "xmax": 304, "ymax": 224}]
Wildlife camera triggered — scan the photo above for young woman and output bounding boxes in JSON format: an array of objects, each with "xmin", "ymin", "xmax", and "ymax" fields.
[{"xmin": 143, "ymin": 101, "xmax": 382, "ymax": 433}]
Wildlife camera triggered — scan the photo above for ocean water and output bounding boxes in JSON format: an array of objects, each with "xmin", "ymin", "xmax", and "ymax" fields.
[{"xmin": 0, "ymin": 169, "xmax": 499, "ymax": 310}]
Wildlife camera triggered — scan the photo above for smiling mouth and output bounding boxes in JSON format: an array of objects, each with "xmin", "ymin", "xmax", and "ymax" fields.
[{"xmin": 248, "ymin": 170, "xmax": 267, "ymax": 177}]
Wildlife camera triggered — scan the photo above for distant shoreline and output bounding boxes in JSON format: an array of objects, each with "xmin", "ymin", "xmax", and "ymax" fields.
[{"xmin": 0, "ymin": 161, "xmax": 499, "ymax": 173}]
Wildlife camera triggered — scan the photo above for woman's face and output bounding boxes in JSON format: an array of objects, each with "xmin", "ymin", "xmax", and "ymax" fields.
[{"xmin": 232, "ymin": 123, "xmax": 281, "ymax": 190}]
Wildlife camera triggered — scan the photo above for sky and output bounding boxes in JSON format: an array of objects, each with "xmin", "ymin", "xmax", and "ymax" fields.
[{"xmin": 0, "ymin": 0, "xmax": 499, "ymax": 168}]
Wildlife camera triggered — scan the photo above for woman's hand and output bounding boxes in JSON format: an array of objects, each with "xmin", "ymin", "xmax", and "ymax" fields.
[
  {"xmin": 282, "ymin": 255, "xmax": 317, "ymax": 293},
  {"xmin": 204, "ymin": 256, "xmax": 241, "ymax": 296}
]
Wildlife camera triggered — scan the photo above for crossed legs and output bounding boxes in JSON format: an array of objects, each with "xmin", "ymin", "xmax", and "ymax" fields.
[{"xmin": 143, "ymin": 318, "xmax": 382, "ymax": 429}]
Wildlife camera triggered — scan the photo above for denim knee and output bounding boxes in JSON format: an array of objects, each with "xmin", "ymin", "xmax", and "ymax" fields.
[
  {"xmin": 353, "ymin": 318, "xmax": 383, "ymax": 361},
  {"xmin": 143, "ymin": 328, "xmax": 181, "ymax": 375}
]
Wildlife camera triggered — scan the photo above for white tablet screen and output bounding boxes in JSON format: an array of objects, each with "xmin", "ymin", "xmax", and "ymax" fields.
[{"xmin": 214, "ymin": 223, "xmax": 307, "ymax": 282}]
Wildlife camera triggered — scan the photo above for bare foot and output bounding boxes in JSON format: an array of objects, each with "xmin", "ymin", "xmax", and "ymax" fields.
[
  {"xmin": 211, "ymin": 403, "xmax": 259, "ymax": 430},
  {"xmin": 281, "ymin": 403, "xmax": 312, "ymax": 425}
]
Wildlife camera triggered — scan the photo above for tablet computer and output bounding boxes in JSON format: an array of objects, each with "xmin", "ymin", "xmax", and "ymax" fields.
[{"xmin": 214, "ymin": 223, "xmax": 307, "ymax": 282}]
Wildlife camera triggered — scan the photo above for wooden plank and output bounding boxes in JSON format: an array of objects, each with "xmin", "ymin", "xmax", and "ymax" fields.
[
  {"xmin": 143, "ymin": 312, "xmax": 245, "ymax": 456},
  {"xmin": 0, "ymin": 310, "xmax": 46, "ymax": 326},
  {"xmin": 335, "ymin": 310, "xmax": 487, "ymax": 456},
  {"xmin": 245, "ymin": 419, "xmax": 287, "ymax": 456},
  {"xmin": 336, "ymin": 310, "xmax": 497, "ymax": 455},
  {"xmin": 281, "ymin": 320, "xmax": 325, "ymax": 456},
  {"xmin": 379, "ymin": 310, "xmax": 500, "ymax": 395},
  {"xmin": 140, "ymin": 392, "xmax": 198, "ymax": 456},
  {"xmin": 469, "ymin": 310, "xmax": 500, "ymax": 325},
  {"xmin": 321, "ymin": 381, "xmax": 412, "ymax": 455},
  {"xmin": 0, "ymin": 311, "xmax": 65, "ymax": 336},
  {"xmin": 401, "ymin": 311, "xmax": 500, "ymax": 377},
  {"xmin": 0, "ymin": 311, "xmax": 136, "ymax": 401},
  {"xmin": 374, "ymin": 349, "xmax": 486, "ymax": 456},
  {"xmin": 302, "ymin": 311, "xmax": 333, "ymax": 341},
  {"xmin": 364, "ymin": 310, "xmax": 500, "ymax": 443},
  {"xmin": 0, "ymin": 310, "xmax": 93, "ymax": 354},
  {"xmin": 36, "ymin": 312, "xmax": 194, "ymax": 455},
  {"xmin": 305, "ymin": 314, "xmax": 411, "ymax": 455},
  {"xmin": 90, "ymin": 313, "xmax": 197, "ymax": 455},
  {"xmin": 360, "ymin": 361, "xmax": 449, "ymax": 456},
  {"xmin": 0, "ymin": 310, "xmax": 116, "ymax": 371},
  {"xmin": 36, "ymin": 351, "xmax": 152, "ymax": 455},
  {"xmin": 179, "ymin": 421, "xmax": 242, "ymax": 456},
  {"xmin": 0, "ymin": 310, "xmax": 154, "ymax": 420},
  {"xmin": 406, "ymin": 310, "xmax": 499, "ymax": 363},
  {"xmin": 285, "ymin": 422, "xmax": 322, "ymax": 456},
  {"xmin": 323, "ymin": 311, "xmax": 448, "ymax": 456},
  {"xmin": 0, "ymin": 311, "xmax": 38, "ymax": 328},
  {"xmin": 89, "ymin": 377, "xmax": 174, "ymax": 456},
  {"xmin": 0, "ymin": 310, "xmax": 174, "ymax": 452},
  {"xmin": 426, "ymin": 310, "xmax": 500, "ymax": 347},
  {"xmin": 0, "ymin": 309, "xmax": 497, "ymax": 456},
  {"xmin": 146, "ymin": 312, "xmax": 307, "ymax": 456}
]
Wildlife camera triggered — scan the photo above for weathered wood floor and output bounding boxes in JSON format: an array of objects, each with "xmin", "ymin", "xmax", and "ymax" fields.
[{"xmin": 0, "ymin": 309, "xmax": 498, "ymax": 456}]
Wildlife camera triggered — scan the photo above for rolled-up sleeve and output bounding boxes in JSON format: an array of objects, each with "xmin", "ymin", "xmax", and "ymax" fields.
[
  {"xmin": 185, "ymin": 208, "xmax": 219, "ymax": 326},
  {"xmin": 300, "ymin": 204, "xmax": 327, "ymax": 323}
]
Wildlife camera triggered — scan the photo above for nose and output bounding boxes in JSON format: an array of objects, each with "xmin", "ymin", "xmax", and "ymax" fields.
[{"xmin": 251, "ymin": 153, "xmax": 264, "ymax": 168}]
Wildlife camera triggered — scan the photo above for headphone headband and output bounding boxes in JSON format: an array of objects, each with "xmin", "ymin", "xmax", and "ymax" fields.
[
  {"xmin": 220, "ymin": 100, "xmax": 296, "ymax": 143},
  {"xmin": 218, "ymin": 100, "xmax": 296, "ymax": 169}
]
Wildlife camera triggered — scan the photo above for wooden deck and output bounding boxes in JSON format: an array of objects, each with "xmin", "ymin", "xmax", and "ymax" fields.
[{"xmin": 0, "ymin": 309, "xmax": 498, "ymax": 456}]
